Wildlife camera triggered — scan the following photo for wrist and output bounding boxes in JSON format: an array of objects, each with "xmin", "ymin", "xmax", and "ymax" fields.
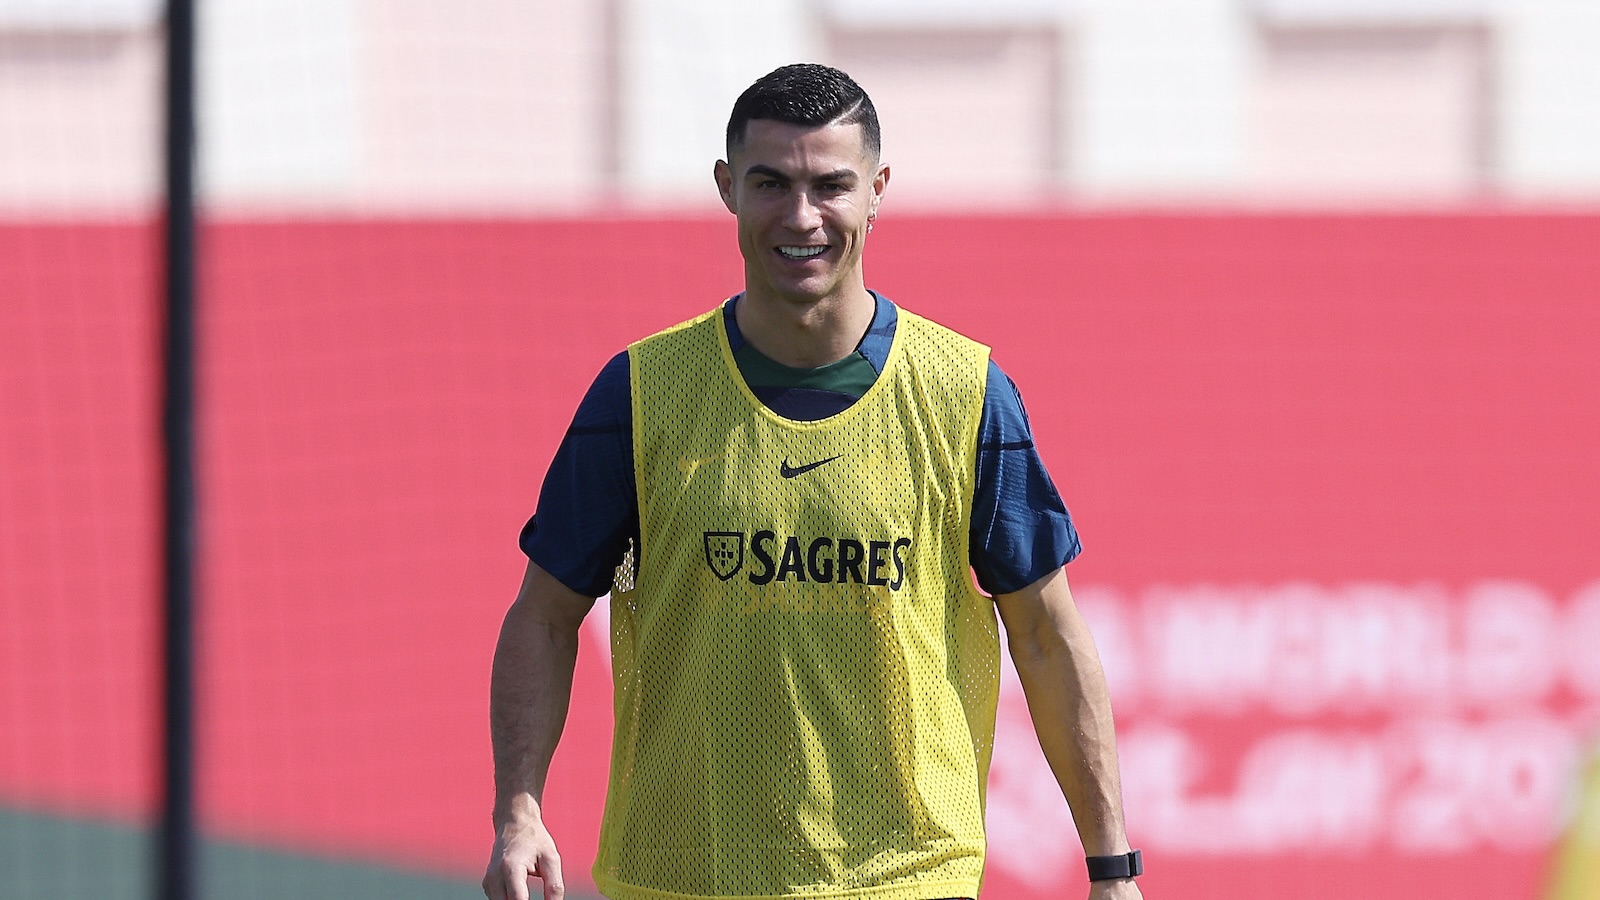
[
  {"xmin": 1085, "ymin": 849, "xmax": 1142, "ymax": 882},
  {"xmin": 492, "ymin": 791, "xmax": 543, "ymax": 830}
]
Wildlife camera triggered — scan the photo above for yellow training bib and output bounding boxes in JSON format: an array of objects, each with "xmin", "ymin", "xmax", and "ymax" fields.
[{"xmin": 595, "ymin": 304, "xmax": 997, "ymax": 900}]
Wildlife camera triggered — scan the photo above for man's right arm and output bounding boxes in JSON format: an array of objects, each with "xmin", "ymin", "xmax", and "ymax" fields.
[{"xmin": 483, "ymin": 560, "xmax": 595, "ymax": 900}]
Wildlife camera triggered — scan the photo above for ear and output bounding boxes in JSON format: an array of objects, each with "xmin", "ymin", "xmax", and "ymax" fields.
[
  {"xmin": 714, "ymin": 159, "xmax": 737, "ymax": 214},
  {"xmin": 870, "ymin": 162, "xmax": 890, "ymax": 210}
]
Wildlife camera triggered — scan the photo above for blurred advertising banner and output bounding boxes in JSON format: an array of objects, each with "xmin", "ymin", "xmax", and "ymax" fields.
[{"xmin": 2, "ymin": 215, "xmax": 1596, "ymax": 899}]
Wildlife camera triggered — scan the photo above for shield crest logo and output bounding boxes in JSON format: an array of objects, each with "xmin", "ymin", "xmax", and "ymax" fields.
[{"xmin": 703, "ymin": 531, "xmax": 744, "ymax": 581}]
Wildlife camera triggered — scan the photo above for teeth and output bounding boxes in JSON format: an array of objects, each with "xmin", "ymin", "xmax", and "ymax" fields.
[{"xmin": 779, "ymin": 246, "xmax": 827, "ymax": 259}]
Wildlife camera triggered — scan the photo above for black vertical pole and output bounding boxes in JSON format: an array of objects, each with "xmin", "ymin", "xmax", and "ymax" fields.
[{"xmin": 160, "ymin": 0, "xmax": 198, "ymax": 898}]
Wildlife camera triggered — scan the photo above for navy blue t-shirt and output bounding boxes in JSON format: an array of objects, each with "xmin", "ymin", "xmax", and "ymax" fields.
[{"xmin": 522, "ymin": 293, "xmax": 1080, "ymax": 597}]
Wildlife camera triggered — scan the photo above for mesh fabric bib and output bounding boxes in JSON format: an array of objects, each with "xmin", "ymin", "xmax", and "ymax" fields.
[{"xmin": 596, "ymin": 305, "xmax": 997, "ymax": 900}]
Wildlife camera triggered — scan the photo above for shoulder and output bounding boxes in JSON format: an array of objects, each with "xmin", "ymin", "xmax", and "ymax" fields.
[
  {"xmin": 896, "ymin": 307, "xmax": 990, "ymax": 354},
  {"xmin": 894, "ymin": 307, "xmax": 992, "ymax": 391},
  {"xmin": 980, "ymin": 359, "xmax": 1029, "ymax": 431},
  {"xmin": 877, "ymin": 302, "xmax": 1020, "ymax": 423},
  {"xmin": 571, "ymin": 349, "xmax": 632, "ymax": 429}
]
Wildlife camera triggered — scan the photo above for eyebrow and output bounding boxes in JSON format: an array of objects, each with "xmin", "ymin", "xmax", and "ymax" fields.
[{"xmin": 743, "ymin": 164, "xmax": 858, "ymax": 183}]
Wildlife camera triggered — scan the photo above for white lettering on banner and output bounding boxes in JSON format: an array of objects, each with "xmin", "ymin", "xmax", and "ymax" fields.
[
  {"xmin": 1563, "ymin": 582, "xmax": 1600, "ymax": 698},
  {"xmin": 1095, "ymin": 727, "xmax": 1391, "ymax": 855},
  {"xmin": 1074, "ymin": 579, "xmax": 1600, "ymax": 714},
  {"xmin": 1135, "ymin": 581, "xmax": 1460, "ymax": 714},
  {"xmin": 1460, "ymin": 581, "xmax": 1560, "ymax": 708},
  {"xmin": 1052, "ymin": 718, "xmax": 1582, "ymax": 863},
  {"xmin": 1389, "ymin": 717, "xmax": 1578, "ymax": 853},
  {"xmin": 1235, "ymin": 730, "xmax": 1388, "ymax": 851},
  {"xmin": 981, "ymin": 579, "xmax": 1600, "ymax": 878}
]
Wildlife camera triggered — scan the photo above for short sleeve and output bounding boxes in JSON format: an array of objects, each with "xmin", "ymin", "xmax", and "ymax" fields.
[
  {"xmin": 969, "ymin": 359, "xmax": 1082, "ymax": 595},
  {"xmin": 519, "ymin": 350, "xmax": 639, "ymax": 597}
]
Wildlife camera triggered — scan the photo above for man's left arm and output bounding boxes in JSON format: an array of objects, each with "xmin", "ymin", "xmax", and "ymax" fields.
[{"xmin": 994, "ymin": 566, "xmax": 1144, "ymax": 900}]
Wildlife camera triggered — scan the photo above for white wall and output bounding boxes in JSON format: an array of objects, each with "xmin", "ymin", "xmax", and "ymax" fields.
[
  {"xmin": 1499, "ymin": 0, "xmax": 1600, "ymax": 198},
  {"xmin": 1074, "ymin": 0, "xmax": 1253, "ymax": 198},
  {"xmin": 200, "ymin": 0, "xmax": 361, "ymax": 207}
]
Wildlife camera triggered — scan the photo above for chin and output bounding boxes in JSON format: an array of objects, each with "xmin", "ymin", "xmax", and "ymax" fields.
[{"xmin": 759, "ymin": 276, "xmax": 832, "ymax": 304}]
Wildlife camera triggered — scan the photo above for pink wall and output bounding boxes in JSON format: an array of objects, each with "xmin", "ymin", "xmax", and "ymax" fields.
[{"xmin": 2, "ymin": 214, "xmax": 1597, "ymax": 897}]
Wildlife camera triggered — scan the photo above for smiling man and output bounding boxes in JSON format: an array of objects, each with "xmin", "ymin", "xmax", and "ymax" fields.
[{"xmin": 484, "ymin": 64, "xmax": 1144, "ymax": 900}]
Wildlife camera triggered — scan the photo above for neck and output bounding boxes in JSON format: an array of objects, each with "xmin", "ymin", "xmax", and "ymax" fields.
[{"xmin": 735, "ymin": 286, "xmax": 876, "ymax": 369}]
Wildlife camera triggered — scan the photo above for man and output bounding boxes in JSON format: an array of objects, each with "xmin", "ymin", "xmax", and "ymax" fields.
[{"xmin": 485, "ymin": 64, "xmax": 1143, "ymax": 900}]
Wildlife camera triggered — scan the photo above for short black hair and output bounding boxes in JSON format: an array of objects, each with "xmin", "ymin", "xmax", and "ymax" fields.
[{"xmin": 725, "ymin": 63, "xmax": 881, "ymax": 161}]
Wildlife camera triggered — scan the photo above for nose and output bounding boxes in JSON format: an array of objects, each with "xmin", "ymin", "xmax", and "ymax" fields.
[{"xmin": 783, "ymin": 188, "xmax": 824, "ymax": 232}]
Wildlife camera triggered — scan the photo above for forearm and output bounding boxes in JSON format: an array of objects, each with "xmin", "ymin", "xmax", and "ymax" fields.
[
  {"xmin": 490, "ymin": 563, "xmax": 591, "ymax": 829},
  {"xmin": 998, "ymin": 570, "xmax": 1130, "ymax": 857}
]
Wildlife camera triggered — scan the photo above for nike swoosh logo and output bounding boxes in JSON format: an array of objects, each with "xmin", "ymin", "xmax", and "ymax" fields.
[{"xmin": 780, "ymin": 455, "xmax": 841, "ymax": 478}]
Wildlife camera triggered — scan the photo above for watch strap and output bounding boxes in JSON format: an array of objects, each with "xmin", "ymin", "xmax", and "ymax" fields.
[{"xmin": 1085, "ymin": 849, "xmax": 1143, "ymax": 881}]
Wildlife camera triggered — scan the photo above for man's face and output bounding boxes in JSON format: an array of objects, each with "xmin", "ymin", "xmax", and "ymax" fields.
[{"xmin": 715, "ymin": 119, "xmax": 889, "ymax": 308}]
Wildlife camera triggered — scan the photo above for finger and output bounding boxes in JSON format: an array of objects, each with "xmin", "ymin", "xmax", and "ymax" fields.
[
  {"xmin": 508, "ymin": 861, "xmax": 533, "ymax": 900},
  {"xmin": 482, "ymin": 867, "xmax": 505, "ymax": 900},
  {"xmin": 484, "ymin": 859, "xmax": 530, "ymax": 900},
  {"xmin": 539, "ymin": 853, "xmax": 565, "ymax": 900}
]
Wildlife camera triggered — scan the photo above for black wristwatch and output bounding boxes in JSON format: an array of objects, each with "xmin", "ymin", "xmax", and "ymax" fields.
[{"xmin": 1085, "ymin": 849, "xmax": 1143, "ymax": 881}]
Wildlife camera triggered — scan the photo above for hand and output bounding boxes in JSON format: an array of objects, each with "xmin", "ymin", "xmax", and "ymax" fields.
[
  {"xmin": 1089, "ymin": 878, "xmax": 1144, "ymax": 900},
  {"xmin": 483, "ymin": 817, "xmax": 565, "ymax": 900}
]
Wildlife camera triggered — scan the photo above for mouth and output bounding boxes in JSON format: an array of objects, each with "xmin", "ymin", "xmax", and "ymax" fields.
[{"xmin": 776, "ymin": 245, "xmax": 829, "ymax": 261}]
